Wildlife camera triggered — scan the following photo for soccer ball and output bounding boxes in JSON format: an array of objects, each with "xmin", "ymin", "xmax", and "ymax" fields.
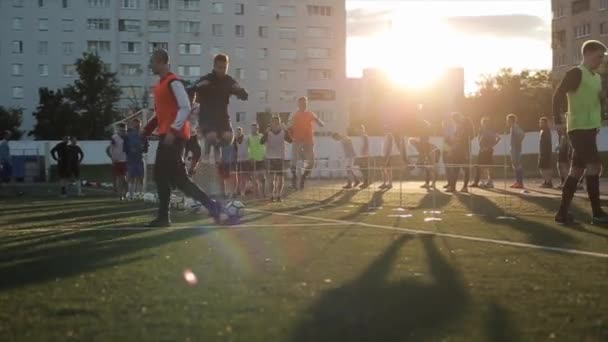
[
  {"xmin": 143, "ymin": 192, "xmax": 157, "ymax": 203},
  {"xmin": 170, "ymin": 196, "xmax": 186, "ymax": 210},
  {"xmin": 225, "ymin": 200, "xmax": 245, "ymax": 218}
]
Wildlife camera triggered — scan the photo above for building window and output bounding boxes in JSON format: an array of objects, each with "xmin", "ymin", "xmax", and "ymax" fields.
[
  {"xmin": 179, "ymin": 21, "xmax": 200, "ymax": 33},
  {"xmin": 553, "ymin": 30, "xmax": 566, "ymax": 48},
  {"xmin": 212, "ymin": 24, "xmax": 224, "ymax": 36},
  {"xmin": 235, "ymin": 68, "xmax": 245, "ymax": 80},
  {"xmin": 12, "ymin": 41, "xmax": 23, "ymax": 54},
  {"xmin": 259, "ymin": 69, "xmax": 269, "ymax": 80},
  {"xmin": 149, "ymin": 42, "xmax": 168, "ymax": 53},
  {"xmin": 39, "ymin": 18, "xmax": 49, "ymax": 31},
  {"xmin": 574, "ymin": 23, "xmax": 591, "ymax": 39},
  {"xmin": 38, "ymin": 41, "xmax": 48, "ymax": 55},
  {"xmin": 235, "ymin": 3, "xmax": 244, "ymax": 15},
  {"xmin": 309, "ymin": 69, "xmax": 333, "ymax": 81},
  {"xmin": 258, "ymin": 5, "xmax": 268, "ymax": 16},
  {"xmin": 62, "ymin": 19, "xmax": 74, "ymax": 32},
  {"xmin": 258, "ymin": 26, "xmax": 268, "ymax": 38},
  {"xmin": 179, "ymin": 0, "xmax": 200, "ymax": 10},
  {"xmin": 236, "ymin": 112, "xmax": 246, "ymax": 122},
  {"xmin": 279, "ymin": 69, "xmax": 295, "ymax": 81},
  {"xmin": 39, "ymin": 64, "xmax": 49, "ymax": 77},
  {"xmin": 278, "ymin": 5, "xmax": 296, "ymax": 17},
  {"xmin": 179, "ymin": 43, "xmax": 202, "ymax": 55},
  {"xmin": 39, "ymin": 0, "xmax": 45, "ymax": 7},
  {"xmin": 280, "ymin": 49, "xmax": 297, "ymax": 60},
  {"xmin": 212, "ymin": 2, "xmax": 223, "ymax": 14},
  {"xmin": 258, "ymin": 90, "xmax": 268, "ymax": 102},
  {"xmin": 121, "ymin": 41, "xmax": 141, "ymax": 54},
  {"xmin": 121, "ymin": 86, "xmax": 145, "ymax": 99},
  {"xmin": 316, "ymin": 110, "xmax": 334, "ymax": 123},
  {"xmin": 87, "ymin": 18, "xmax": 111, "ymax": 31},
  {"xmin": 149, "ymin": 0, "xmax": 169, "ymax": 10},
  {"xmin": 177, "ymin": 66, "xmax": 201, "ymax": 77},
  {"xmin": 601, "ymin": 22, "xmax": 608, "ymax": 36},
  {"xmin": 122, "ymin": 0, "xmax": 139, "ymax": 9},
  {"xmin": 62, "ymin": 42, "xmax": 74, "ymax": 55},
  {"xmin": 279, "ymin": 27, "xmax": 297, "ymax": 40},
  {"xmin": 120, "ymin": 64, "xmax": 143, "ymax": 76},
  {"xmin": 148, "ymin": 20, "xmax": 170, "ymax": 32},
  {"xmin": 307, "ymin": 5, "xmax": 332, "ymax": 17},
  {"xmin": 63, "ymin": 64, "xmax": 76, "ymax": 77},
  {"xmin": 307, "ymin": 26, "xmax": 332, "ymax": 38},
  {"xmin": 12, "ymin": 0, "xmax": 24, "ymax": 7},
  {"xmin": 553, "ymin": 54, "xmax": 567, "ymax": 67},
  {"xmin": 307, "ymin": 89, "xmax": 335, "ymax": 101},
  {"xmin": 572, "ymin": 0, "xmax": 590, "ymax": 15},
  {"xmin": 62, "ymin": 0, "xmax": 70, "ymax": 8},
  {"xmin": 87, "ymin": 40, "xmax": 111, "ymax": 53},
  {"xmin": 89, "ymin": 0, "xmax": 110, "ymax": 8},
  {"xmin": 235, "ymin": 47, "xmax": 245, "ymax": 59},
  {"xmin": 553, "ymin": 6, "xmax": 565, "ymax": 18},
  {"xmin": 280, "ymin": 90, "xmax": 296, "ymax": 102},
  {"xmin": 258, "ymin": 48, "xmax": 268, "ymax": 59},
  {"xmin": 307, "ymin": 47, "xmax": 331, "ymax": 59},
  {"xmin": 12, "ymin": 18, "xmax": 23, "ymax": 31},
  {"xmin": 119, "ymin": 19, "xmax": 141, "ymax": 32},
  {"xmin": 235, "ymin": 25, "xmax": 245, "ymax": 37},
  {"xmin": 602, "ymin": 0, "xmax": 608, "ymax": 10},
  {"xmin": 12, "ymin": 87, "xmax": 24, "ymax": 99},
  {"xmin": 12, "ymin": 64, "xmax": 23, "ymax": 76}
]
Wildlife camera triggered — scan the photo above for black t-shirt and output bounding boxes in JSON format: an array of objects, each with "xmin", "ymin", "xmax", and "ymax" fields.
[
  {"xmin": 190, "ymin": 72, "xmax": 248, "ymax": 124},
  {"xmin": 539, "ymin": 129, "xmax": 552, "ymax": 157},
  {"xmin": 67, "ymin": 145, "xmax": 84, "ymax": 166},
  {"xmin": 51, "ymin": 142, "xmax": 69, "ymax": 164}
]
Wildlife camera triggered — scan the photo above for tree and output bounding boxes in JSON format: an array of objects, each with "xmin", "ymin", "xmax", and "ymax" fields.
[
  {"xmin": 64, "ymin": 53, "xmax": 122, "ymax": 139},
  {"xmin": 29, "ymin": 88, "xmax": 79, "ymax": 140},
  {"xmin": 0, "ymin": 106, "xmax": 24, "ymax": 139},
  {"xmin": 463, "ymin": 68, "xmax": 553, "ymax": 132}
]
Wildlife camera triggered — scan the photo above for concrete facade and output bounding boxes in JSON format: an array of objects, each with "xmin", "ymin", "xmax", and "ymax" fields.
[{"xmin": 1, "ymin": 0, "xmax": 347, "ymax": 137}]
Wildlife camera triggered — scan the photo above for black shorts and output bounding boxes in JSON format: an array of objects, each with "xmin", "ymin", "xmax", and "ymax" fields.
[
  {"xmin": 200, "ymin": 118, "xmax": 232, "ymax": 136},
  {"xmin": 252, "ymin": 160, "xmax": 266, "ymax": 172},
  {"xmin": 237, "ymin": 161, "xmax": 253, "ymax": 173},
  {"xmin": 569, "ymin": 129, "xmax": 600, "ymax": 169},
  {"xmin": 538, "ymin": 154, "xmax": 552, "ymax": 170},
  {"xmin": 69, "ymin": 163, "xmax": 80, "ymax": 178},
  {"xmin": 267, "ymin": 159, "xmax": 285, "ymax": 174},
  {"xmin": 57, "ymin": 162, "xmax": 70, "ymax": 179},
  {"xmin": 477, "ymin": 149, "xmax": 494, "ymax": 166}
]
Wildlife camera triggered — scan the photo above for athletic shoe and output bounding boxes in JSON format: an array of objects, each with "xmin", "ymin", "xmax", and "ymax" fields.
[
  {"xmin": 209, "ymin": 200, "xmax": 222, "ymax": 224},
  {"xmin": 470, "ymin": 183, "xmax": 479, "ymax": 188},
  {"xmin": 460, "ymin": 186, "xmax": 469, "ymax": 193},
  {"xmin": 539, "ymin": 183, "xmax": 553, "ymax": 189},
  {"xmin": 385, "ymin": 184, "xmax": 393, "ymax": 190},
  {"xmin": 276, "ymin": 197, "xmax": 283, "ymax": 202},
  {"xmin": 592, "ymin": 215, "xmax": 608, "ymax": 225},
  {"xmin": 270, "ymin": 196, "xmax": 276, "ymax": 202},
  {"xmin": 147, "ymin": 218, "xmax": 171, "ymax": 228},
  {"xmin": 359, "ymin": 182, "xmax": 370, "ymax": 189},
  {"xmin": 353, "ymin": 180, "xmax": 361, "ymax": 188},
  {"xmin": 555, "ymin": 211, "xmax": 574, "ymax": 225},
  {"xmin": 379, "ymin": 183, "xmax": 388, "ymax": 189},
  {"xmin": 442, "ymin": 184, "xmax": 449, "ymax": 189},
  {"xmin": 510, "ymin": 182, "xmax": 524, "ymax": 189},
  {"xmin": 299, "ymin": 177, "xmax": 306, "ymax": 190},
  {"xmin": 445, "ymin": 187, "xmax": 455, "ymax": 193},
  {"xmin": 577, "ymin": 185, "xmax": 585, "ymax": 191},
  {"xmin": 420, "ymin": 183, "xmax": 430, "ymax": 189},
  {"xmin": 343, "ymin": 184, "xmax": 353, "ymax": 189},
  {"xmin": 555, "ymin": 184, "xmax": 564, "ymax": 190},
  {"xmin": 480, "ymin": 182, "xmax": 494, "ymax": 189}
]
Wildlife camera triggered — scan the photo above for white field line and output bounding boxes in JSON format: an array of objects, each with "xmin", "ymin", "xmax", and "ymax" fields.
[{"xmin": 247, "ymin": 208, "xmax": 608, "ymax": 259}]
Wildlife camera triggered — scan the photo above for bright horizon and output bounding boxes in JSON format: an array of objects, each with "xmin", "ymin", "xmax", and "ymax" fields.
[{"xmin": 346, "ymin": 0, "xmax": 552, "ymax": 94}]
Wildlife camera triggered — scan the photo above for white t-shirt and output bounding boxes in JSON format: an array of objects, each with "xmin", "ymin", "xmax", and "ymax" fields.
[
  {"xmin": 110, "ymin": 134, "xmax": 127, "ymax": 162},
  {"xmin": 235, "ymin": 136, "xmax": 250, "ymax": 162},
  {"xmin": 264, "ymin": 129, "xmax": 288, "ymax": 160}
]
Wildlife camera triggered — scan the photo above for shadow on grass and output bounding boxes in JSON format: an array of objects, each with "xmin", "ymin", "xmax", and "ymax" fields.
[
  {"xmin": 455, "ymin": 194, "xmax": 579, "ymax": 249},
  {"xmin": 290, "ymin": 235, "xmax": 470, "ymax": 342},
  {"xmin": 0, "ymin": 228, "xmax": 209, "ymax": 290},
  {"xmin": 484, "ymin": 302, "xmax": 522, "ymax": 342},
  {"xmin": 415, "ymin": 189, "xmax": 452, "ymax": 210},
  {"xmin": 338, "ymin": 189, "xmax": 389, "ymax": 222}
]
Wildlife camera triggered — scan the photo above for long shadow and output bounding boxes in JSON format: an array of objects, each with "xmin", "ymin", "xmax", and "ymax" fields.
[
  {"xmin": 455, "ymin": 193, "xmax": 579, "ymax": 249},
  {"xmin": 5, "ymin": 202, "xmax": 149, "ymax": 225},
  {"xmin": 484, "ymin": 302, "xmax": 522, "ymax": 342},
  {"xmin": 0, "ymin": 227, "xmax": 209, "ymax": 290},
  {"xmin": 0, "ymin": 200, "xmax": 110, "ymax": 216},
  {"xmin": 338, "ymin": 189, "xmax": 388, "ymax": 222},
  {"xmin": 415, "ymin": 189, "xmax": 452, "ymax": 210},
  {"xmin": 289, "ymin": 235, "xmax": 470, "ymax": 342}
]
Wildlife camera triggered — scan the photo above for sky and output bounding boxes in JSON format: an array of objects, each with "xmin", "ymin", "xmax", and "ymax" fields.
[{"xmin": 346, "ymin": 0, "xmax": 552, "ymax": 93}]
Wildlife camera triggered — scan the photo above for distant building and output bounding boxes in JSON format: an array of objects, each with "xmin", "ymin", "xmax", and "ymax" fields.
[{"xmin": 2, "ymin": 0, "xmax": 347, "ymax": 137}]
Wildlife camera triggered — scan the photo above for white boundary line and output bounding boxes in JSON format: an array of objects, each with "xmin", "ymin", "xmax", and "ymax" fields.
[
  {"xmin": 0, "ymin": 222, "xmax": 342, "ymax": 233},
  {"xmin": 247, "ymin": 208, "xmax": 608, "ymax": 259}
]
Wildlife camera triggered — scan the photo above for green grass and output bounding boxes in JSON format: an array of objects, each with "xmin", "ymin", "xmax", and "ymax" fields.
[{"xmin": 0, "ymin": 182, "xmax": 607, "ymax": 341}]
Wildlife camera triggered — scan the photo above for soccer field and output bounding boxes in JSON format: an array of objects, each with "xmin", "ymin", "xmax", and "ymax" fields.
[{"xmin": 1, "ymin": 182, "xmax": 607, "ymax": 342}]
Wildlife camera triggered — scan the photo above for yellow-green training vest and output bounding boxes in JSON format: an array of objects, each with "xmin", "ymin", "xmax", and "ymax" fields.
[{"xmin": 566, "ymin": 65, "xmax": 603, "ymax": 132}]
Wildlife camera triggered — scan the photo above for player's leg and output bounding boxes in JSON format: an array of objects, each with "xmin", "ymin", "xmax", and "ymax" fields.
[
  {"xmin": 290, "ymin": 143, "xmax": 300, "ymax": 189},
  {"xmin": 555, "ymin": 131, "xmax": 588, "ymax": 224},
  {"xmin": 277, "ymin": 165, "xmax": 285, "ymax": 201},
  {"xmin": 150, "ymin": 143, "xmax": 173, "ymax": 226},
  {"xmin": 573, "ymin": 130, "xmax": 607, "ymax": 223},
  {"xmin": 300, "ymin": 144, "xmax": 315, "ymax": 190}
]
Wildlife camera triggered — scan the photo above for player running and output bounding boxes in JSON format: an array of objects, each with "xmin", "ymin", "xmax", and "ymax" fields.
[
  {"xmin": 288, "ymin": 97, "xmax": 325, "ymax": 190},
  {"xmin": 552, "ymin": 40, "xmax": 608, "ymax": 225},
  {"xmin": 145, "ymin": 49, "xmax": 221, "ymax": 227}
]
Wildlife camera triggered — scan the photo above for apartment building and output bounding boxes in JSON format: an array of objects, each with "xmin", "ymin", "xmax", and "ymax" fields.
[
  {"xmin": 552, "ymin": 0, "xmax": 608, "ymax": 80},
  {"xmin": 1, "ymin": 0, "xmax": 346, "ymax": 136}
]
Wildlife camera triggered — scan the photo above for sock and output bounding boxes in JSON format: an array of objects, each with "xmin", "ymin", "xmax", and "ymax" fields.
[
  {"xmin": 559, "ymin": 176, "xmax": 579, "ymax": 214},
  {"xmin": 425, "ymin": 168, "xmax": 430, "ymax": 184},
  {"xmin": 585, "ymin": 175, "xmax": 604, "ymax": 217}
]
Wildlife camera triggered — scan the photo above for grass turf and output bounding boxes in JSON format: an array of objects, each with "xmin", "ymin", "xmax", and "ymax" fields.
[{"xmin": 0, "ymin": 183, "xmax": 607, "ymax": 341}]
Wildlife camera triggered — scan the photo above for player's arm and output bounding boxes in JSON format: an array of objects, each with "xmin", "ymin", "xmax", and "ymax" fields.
[
  {"xmin": 77, "ymin": 146, "xmax": 84, "ymax": 163},
  {"xmin": 142, "ymin": 135, "xmax": 150, "ymax": 154},
  {"xmin": 553, "ymin": 68, "xmax": 582, "ymax": 125},
  {"xmin": 169, "ymin": 80, "xmax": 192, "ymax": 135},
  {"xmin": 105, "ymin": 141, "xmax": 113, "ymax": 160},
  {"xmin": 189, "ymin": 138, "xmax": 202, "ymax": 173},
  {"xmin": 143, "ymin": 116, "xmax": 158, "ymax": 136},
  {"xmin": 50, "ymin": 144, "xmax": 59, "ymax": 161},
  {"xmin": 313, "ymin": 112, "xmax": 325, "ymax": 127},
  {"xmin": 284, "ymin": 129, "xmax": 293, "ymax": 143},
  {"xmin": 260, "ymin": 130, "xmax": 269, "ymax": 144},
  {"xmin": 229, "ymin": 78, "xmax": 249, "ymax": 101},
  {"xmin": 190, "ymin": 75, "xmax": 212, "ymax": 96}
]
